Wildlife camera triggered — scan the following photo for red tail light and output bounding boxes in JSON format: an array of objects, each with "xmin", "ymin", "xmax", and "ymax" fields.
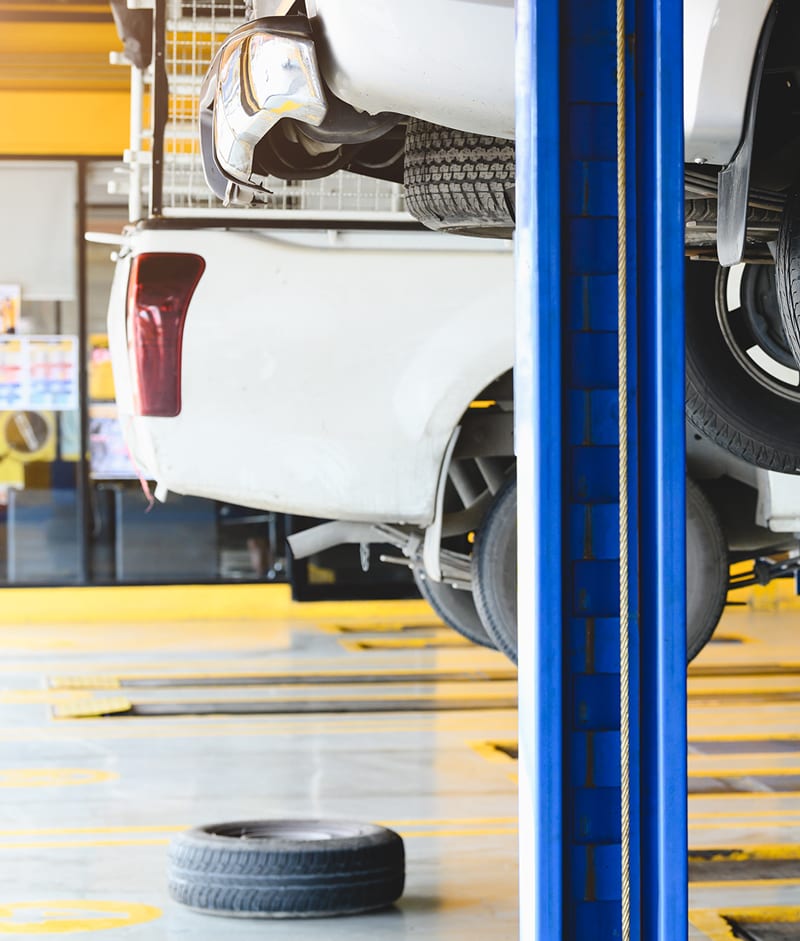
[{"xmin": 126, "ymin": 253, "xmax": 205, "ymax": 417}]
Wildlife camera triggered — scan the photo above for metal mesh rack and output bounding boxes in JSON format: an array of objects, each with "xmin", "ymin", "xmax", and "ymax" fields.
[{"xmin": 125, "ymin": 0, "xmax": 407, "ymax": 220}]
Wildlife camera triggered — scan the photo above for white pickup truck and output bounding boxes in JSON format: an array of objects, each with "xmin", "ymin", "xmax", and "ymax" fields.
[
  {"xmin": 194, "ymin": 1, "xmax": 800, "ymax": 528},
  {"xmin": 106, "ymin": 220, "xmax": 800, "ymax": 663},
  {"xmin": 104, "ymin": 1, "xmax": 800, "ymax": 665}
]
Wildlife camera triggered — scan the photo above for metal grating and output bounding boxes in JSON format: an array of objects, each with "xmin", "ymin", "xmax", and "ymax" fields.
[{"xmin": 143, "ymin": 0, "xmax": 407, "ymax": 216}]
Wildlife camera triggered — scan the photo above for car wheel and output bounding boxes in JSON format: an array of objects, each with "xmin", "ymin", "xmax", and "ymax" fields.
[
  {"xmin": 685, "ymin": 259, "xmax": 800, "ymax": 473},
  {"xmin": 471, "ymin": 475, "xmax": 728, "ymax": 665},
  {"xmin": 776, "ymin": 190, "xmax": 800, "ymax": 370},
  {"xmin": 471, "ymin": 475, "xmax": 518, "ymax": 664},
  {"xmin": 413, "ymin": 567, "xmax": 496, "ymax": 649},
  {"xmin": 686, "ymin": 478, "xmax": 729, "ymax": 662},
  {"xmin": 403, "ymin": 119, "xmax": 515, "ymax": 238},
  {"xmin": 168, "ymin": 820, "xmax": 404, "ymax": 918}
]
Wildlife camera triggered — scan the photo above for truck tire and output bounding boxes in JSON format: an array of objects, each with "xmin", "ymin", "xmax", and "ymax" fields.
[
  {"xmin": 413, "ymin": 567, "xmax": 495, "ymax": 649},
  {"xmin": 403, "ymin": 119, "xmax": 515, "ymax": 238},
  {"xmin": 471, "ymin": 476, "xmax": 728, "ymax": 665},
  {"xmin": 471, "ymin": 476, "xmax": 518, "ymax": 663},
  {"xmin": 168, "ymin": 820, "xmax": 404, "ymax": 918},
  {"xmin": 686, "ymin": 259, "xmax": 800, "ymax": 473},
  {"xmin": 776, "ymin": 189, "xmax": 800, "ymax": 370},
  {"xmin": 686, "ymin": 478, "xmax": 729, "ymax": 662}
]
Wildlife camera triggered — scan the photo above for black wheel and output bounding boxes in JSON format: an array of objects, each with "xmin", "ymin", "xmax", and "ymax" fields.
[
  {"xmin": 686, "ymin": 478, "xmax": 729, "ymax": 661},
  {"xmin": 472, "ymin": 475, "xmax": 518, "ymax": 664},
  {"xmin": 685, "ymin": 259, "xmax": 800, "ymax": 472},
  {"xmin": 403, "ymin": 119, "xmax": 515, "ymax": 238},
  {"xmin": 776, "ymin": 190, "xmax": 800, "ymax": 369},
  {"xmin": 168, "ymin": 820, "xmax": 404, "ymax": 918},
  {"xmin": 471, "ymin": 475, "xmax": 728, "ymax": 665},
  {"xmin": 413, "ymin": 567, "xmax": 495, "ymax": 649}
]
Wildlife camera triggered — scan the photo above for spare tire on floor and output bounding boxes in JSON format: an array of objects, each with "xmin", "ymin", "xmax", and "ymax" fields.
[{"xmin": 168, "ymin": 820, "xmax": 404, "ymax": 918}]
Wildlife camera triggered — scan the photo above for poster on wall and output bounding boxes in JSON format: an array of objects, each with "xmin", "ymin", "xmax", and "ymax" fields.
[
  {"xmin": 0, "ymin": 335, "xmax": 79, "ymax": 410},
  {"xmin": 0, "ymin": 284, "xmax": 20, "ymax": 334},
  {"xmin": 89, "ymin": 403, "xmax": 138, "ymax": 479}
]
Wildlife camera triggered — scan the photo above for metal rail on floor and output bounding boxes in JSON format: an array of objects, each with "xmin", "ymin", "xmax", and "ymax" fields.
[{"xmin": 516, "ymin": 1, "xmax": 686, "ymax": 939}]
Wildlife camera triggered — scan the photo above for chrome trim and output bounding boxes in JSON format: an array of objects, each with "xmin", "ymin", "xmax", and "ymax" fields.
[{"xmin": 200, "ymin": 17, "xmax": 328, "ymax": 197}]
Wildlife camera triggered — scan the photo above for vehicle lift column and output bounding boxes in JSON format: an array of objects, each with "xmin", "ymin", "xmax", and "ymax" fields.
[{"xmin": 516, "ymin": 1, "xmax": 686, "ymax": 940}]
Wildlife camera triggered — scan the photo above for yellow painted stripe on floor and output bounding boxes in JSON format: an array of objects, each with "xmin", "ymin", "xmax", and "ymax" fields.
[
  {"xmin": 0, "ymin": 900, "xmax": 162, "ymax": 934},
  {"xmin": 689, "ymin": 790, "xmax": 800, "ymax": 800},
  {"xmin": 47, "ymin": 667, "xmax": 516, "ymax": 690},
  {"xmin": 689, "ymin": 910, "xmax": 739, "ymax": 941},
  {"xmin": 717, "ymin": 906, "xmax": 800, "ymax": 922},
  {"xmin": 469, "ymin": 741, "xmax": 518, "ymax": 764},
  {"xmin": 0, "ymin": 817, "xmax": 519, "ymax": 837},
  {"xmin": 690, "ymin": 820, "xmax": 800, "ymax": 830},
  {"xmin": 688, "ymin": 766, "xmax": 800, "ymax": 777},
  {"xmin": 0, "ymin": 583, "xmax": 432, "ymax": 625},
  {"xmin": 690, "ymin": 878, "xmax": 800, "ymax": 888},
  {"xmin": 690, "ymin": 845, "xmax": 800, "ymax": 862},
  {"xmin": 53, "ymin": 698, "xmax": 132, "ymax": 719},
  {"xmin": 340, "ymin": 637, "xmax": 471, "ymax": 651},
  {"xmin": 690, "ymin": 809, "xmax": 800, "ymax": 819},
  {"xmin": 0, "ymin": 712, "xmax": 519, "ymax": 741}
]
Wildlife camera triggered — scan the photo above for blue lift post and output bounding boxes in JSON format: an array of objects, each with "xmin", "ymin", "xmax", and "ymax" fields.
[{"xmin": 516, "ymin": 0, "xmax": 686, "ymax": 940}]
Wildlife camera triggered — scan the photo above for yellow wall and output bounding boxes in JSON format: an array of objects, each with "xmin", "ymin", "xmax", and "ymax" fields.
[{"xmin": 0, "ymin": 19, "xmax": 130, "ymax": 156}]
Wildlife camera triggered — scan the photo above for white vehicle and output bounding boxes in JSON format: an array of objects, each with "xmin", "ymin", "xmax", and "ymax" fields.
[
  {"xmin": 197, "ymin": 1, "xmax": 800, "ymax": 480},
  {"xmin": 106, "ymin": 222, "xmax": 800, "ymax": 663}
]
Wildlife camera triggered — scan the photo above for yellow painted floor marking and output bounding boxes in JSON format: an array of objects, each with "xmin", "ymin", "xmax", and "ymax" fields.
[
  {"xmin": 689, "ymin": 809, "xmax": 800, "ymax": 819},
  {"xmin": 0, "ymin": 900, "xmax": 161, "ymax": 934},
  {"xmin": 469, "ymin": 740, "xmax": 518, "ymax": 764},
  {"xmin": 689, "ymin": 790, "xmax": 800, "ymax": 800},
  {"xmin": 715, "ymin": 906, "xmax": 800, "ymax": 923},
  {"xmin": 51, "ymin": 684, "xmax": 518, "ymax": 719},
  {"xmin": 316, "ymin": 623, "xmax": 444, "ymax": 635},
  {"xmin": 688, "ymin": 766, "xmax": 800, "ymax": 778},
  {"xmin": 0, "ymin": 769, "xmax": 117, "ymax": 788},
  {"xmin": 52, "ymin": 698, "xmax": 132, "ymax": 719},
  {"xmin": 0, "ymin": 583, "xmax": 432, "ymax": 626},
  {"xmin": 48, "ymin": 677, "xmax": 121, "ymax": 691},
  {"xmin": 340, "ymin": 636, "xmax": 471, "ymax": 651},
  {"xmin": 0, "ymin": 826, "xmax": 187, "ymax": 837},
  {"xmin": 0, "ymin": 839, "xmax": 172, "ymax": 850},
  {"xmin": 690, "ymin": 845, "xmax": 800, "ymax": 862},
  {"xmin": 688, "ymin": 733, "xmax": 800, "ymax": 742},
  {"xmin": 1, "ymin": 690, "xmax": 118, "ymax": 705},
  {"xmin": 690, "ymin": 878, "xmax": 800, "ymax": 888},
  {"xmin": 48, "ymin": 666, "xmax": 516, "ymax": 690},
  {"xmin": 0, "ymin": 817, "xmax": 518, "ymax": 839},
  {"xmin": 689, "ymin": 910, "xmax": 739, "ymax": 941},
  {"xmin": 0, "ymin": 712, "xmax": 518, "ymax": 742}
]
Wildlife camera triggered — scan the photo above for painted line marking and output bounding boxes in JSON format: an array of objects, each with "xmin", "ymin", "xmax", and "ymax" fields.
[
  {"xmin": 690, "ymin": 845, "xmax": 800, "ymax": 862},
  {"xmin": 0, "ymin": 900, "xmax": 161, "ymax": 934},
  {"xmin": 0, "ymin": 816, "xmax": 518, "ymax": 838},
  {"xmin": 0, "ymin": 769, "xmax": 117, "ymax": 788}
]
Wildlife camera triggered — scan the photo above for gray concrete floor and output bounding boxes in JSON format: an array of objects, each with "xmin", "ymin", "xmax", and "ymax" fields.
[
  {"xmin": 2, "ymin": 595, "xmax": 800, "ymax": 938},
  {"xmin": 0, "ymin": 603, "xmax": 519, "ymax": 938}
]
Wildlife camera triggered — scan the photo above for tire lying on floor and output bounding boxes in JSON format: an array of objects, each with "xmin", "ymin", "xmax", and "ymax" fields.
[
  {"xmin": 168, "ymin": 820, "xmax": 404, "ymax": 918},
  {"xmin": 470, "ymin": 475, "xmax": 729, "ymax": 665},
  {"xmin": 685, "ymin": 259, "xmax": 800, "ymax": 473}
]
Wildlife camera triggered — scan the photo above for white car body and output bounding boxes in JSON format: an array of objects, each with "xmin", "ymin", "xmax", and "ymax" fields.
[
  {"xmin": 303, "ymin": 0, "xmax": 771, "ymax": 164},
  {"xmin": 108, "ymin": 226, "xmax": 514, "ymax": 524},
  {"xmin": 107, "ymin": 223, "xmax": 800, "ymax": 543}
]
